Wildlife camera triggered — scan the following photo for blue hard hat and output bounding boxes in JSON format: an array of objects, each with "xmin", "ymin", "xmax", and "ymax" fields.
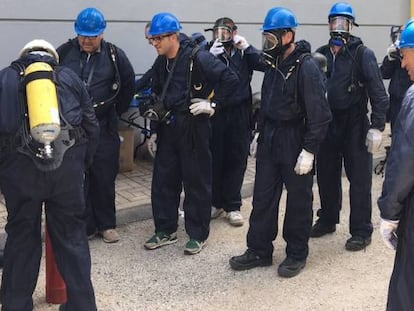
[
  {"xmin": 75, "ymin": 8, "xmax": 107, "ymax": 36},
  {"xmin": 399, "ymin": 19, "xmax": 414, "ymax": 49},
  {"xmin": 262, "ymin": 7, "xmax": 299, "ymax": 31},
  {"xmin": 329, "ymin": 2, "xmax": 356, "ymax": 23},
  {"xmin": 149, "ymin": 12, "xmax": 182, "ymax": 36}
]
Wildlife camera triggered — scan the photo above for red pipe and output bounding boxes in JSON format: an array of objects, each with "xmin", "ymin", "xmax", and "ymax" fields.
[{"xmin": 45, "ymin": 227, "xmax": 67, "ymax": 304}]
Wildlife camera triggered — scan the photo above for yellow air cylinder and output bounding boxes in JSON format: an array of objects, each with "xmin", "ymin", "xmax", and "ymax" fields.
[{"xmin": 24, "ymin": 62, "xmax": 60, "ymax": 146}]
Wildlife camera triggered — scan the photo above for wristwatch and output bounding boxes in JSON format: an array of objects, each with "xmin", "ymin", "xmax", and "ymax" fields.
[{"xmin": 210, "ymin": 102, "xmax": 217, "ymax": 109}]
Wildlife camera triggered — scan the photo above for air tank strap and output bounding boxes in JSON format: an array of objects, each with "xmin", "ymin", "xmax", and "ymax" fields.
[{"xmin": 23, "ymin": 70, "xmax": 55, "ymax": 85}]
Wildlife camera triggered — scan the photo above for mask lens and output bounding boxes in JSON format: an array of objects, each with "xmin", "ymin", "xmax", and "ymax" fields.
[
  {"xmin": 214, "ymin": 26, "xmax": 233, "ymax": 43},
  {"xmin": 262, "ymin": 32, "xmax": 279, "ymax": 52},
  {"xmin": 329, "ymin": 16, "xmax": 351, "ymax": 33}
]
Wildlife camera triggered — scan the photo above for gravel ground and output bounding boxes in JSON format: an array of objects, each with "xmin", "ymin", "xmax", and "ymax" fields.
[{"xmin": 26, "ymin": 172, "xmax": 394, "ymax": 311}]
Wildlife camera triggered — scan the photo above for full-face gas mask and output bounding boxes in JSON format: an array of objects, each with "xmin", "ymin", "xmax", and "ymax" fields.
[
  {"xmin": 213, "ymin": 25, "xmax": 233, "ymax": 47},
  {"xmin": 261, "ymin": 29, "xmax": 292, "ymax": 66},
  {"xmin": 329, "ymin": 16, "xmax": 352, "ymax": 47},
  {"xmin": 205, "ymin": 17, "xmax": 237, "ymax": 48}
]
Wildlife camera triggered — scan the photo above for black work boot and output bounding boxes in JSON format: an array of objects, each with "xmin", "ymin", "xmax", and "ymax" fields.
[
  {"xmin": 345, "ymin": 236, "xmax": 372, "ymax": 251},
  {"xmin": 229, "ymin": 249, "xmax": 272, "ymax": 271},
  {"xmin": 277, "ymin": 257, "xmax": 306, "ymax": 278},
  {"xmin": 310, "ymin": 220, "xmax": 336, "ymax": 238}
]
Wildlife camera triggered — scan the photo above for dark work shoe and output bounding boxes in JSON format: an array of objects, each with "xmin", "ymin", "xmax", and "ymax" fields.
[
  {"xmin": 59, "ymin": 304, "xmax": 66, "ymax": 311},
  {"xmin": 310, "ymin": 220, "xmax": 336, "ymax": 238},
  {"xmin": 229, "ymin": 249, "xmax": 272, "ymax": 271},
  {"xmin": 277, "ymin": 257, "xmax": 306, "ymax": 278},
  {"xmin": 345, "ymin": 236, "xmax": 372, "ymax": 251}
]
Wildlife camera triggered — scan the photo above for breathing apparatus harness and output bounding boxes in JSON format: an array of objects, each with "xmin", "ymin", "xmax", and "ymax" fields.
[
  {"xmin": 261, "ymin": 28, "xmax": 308, "ymax": 114},
  {"xmin": 91, "ymin": 43, "xmax": 121, "ymax": 110},
  {"xmin": 325, "ymin": 40, "xmax": 366, "ymax": 94},
  {"xmin": 10, "ymin": 60, "xmax": 85, "ymax": 171},
  {"xmin": 139, "ymin": 49, "xmax": 182, "ymax": 124},
  {"xmin": 139, "ymin": 41, "xmax": 204, "ymax": 123},
  {"xmin": 59, "ymin": 39, "xmax": 121, "ymax": 113}
]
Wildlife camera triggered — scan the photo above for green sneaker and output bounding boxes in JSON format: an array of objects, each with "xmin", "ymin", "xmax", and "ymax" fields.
[
  {"xmin": 184, "ymin": 239, "xmax": 206, "ymax": 255},
  {"xmin": 144, "ymin": 231, "xmax": 177, "ymax": 250}
]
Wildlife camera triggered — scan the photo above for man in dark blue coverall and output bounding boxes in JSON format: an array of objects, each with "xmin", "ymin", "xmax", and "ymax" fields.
[
  {"xmin": 207, "ymin": 17, "xmax": 266, "ymax": 227},
  {"xmin": 378, "ymin": 19, "xmax": 414, "ymax": 311},
  {"xmin": 0, "ymin": 39, "xmax": 99, "ymax": 311},
  {"xmin": 229, "ymin": 7, "xmax": 332, "ymax": 277},
  {"xmin": 142, "ymin": 12, "xmax": 238, "ymax": 255},
  {"xmin": 57, "ymin": 7, "xmax": 135, "ymax": 243},
  {"xmin": 311, "ymin": 2, "xmax": 389, "ymax": 251}
]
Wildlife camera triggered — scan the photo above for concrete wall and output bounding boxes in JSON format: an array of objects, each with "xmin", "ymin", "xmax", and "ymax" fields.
[{"xmin": 0, "ymin": 0, "xmax": 410, "ymax": 92}]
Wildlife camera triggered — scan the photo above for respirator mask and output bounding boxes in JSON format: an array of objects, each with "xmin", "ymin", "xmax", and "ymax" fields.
[
  {"xmin": 262, "ymin": 30, "xmax": 292, "ymax": 66},
  {"xmin": 329, "ymin": 16, "xmax": 352, "ymax": 47},
  {"xmin": 213, "ymin": 25, "xmax": 234, "ymax": 47}
]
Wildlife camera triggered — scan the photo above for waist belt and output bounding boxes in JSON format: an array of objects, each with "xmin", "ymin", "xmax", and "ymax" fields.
[{"xmin": 0, "ymin": 127, "xmax": 85, "ymax": 149}]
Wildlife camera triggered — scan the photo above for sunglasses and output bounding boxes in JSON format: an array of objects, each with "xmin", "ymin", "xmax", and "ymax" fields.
[
  {"xmin": 148, "ymin": 33, "xmax": 174, "ymax": 44},
  {"xmin": 78, "ymin": 35, "xmax": 99, "ymax": 40}
]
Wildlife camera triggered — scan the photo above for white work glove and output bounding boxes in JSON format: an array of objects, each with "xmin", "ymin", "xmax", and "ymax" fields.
[
  {"xmin": 380, "ymin": 218, "xmax": 399, "ymax": 250},
  {"xmin": 189, "ymin": 98, "xmax": 215, "ymax": 117},
  {"xmin": 233, "ymin": 34, "xmax": 250, "ymax": 50},
  {"xmin": 147, "ymin": 133, "xmax": 157, "ymax": 158},
  {"xmin": 294, "ymin": 149, "xmax": 315, "ymax": 175},
  {"xmin": 250, "ymin": 132, "xmax": 259, "ymax": 158},
  {"xmin": 387, "ymin": 43, "xmax": 398, "ymax": 61},
  {"xmin": 365, "ymin": 128, "xmax": 382, "ymax": 153},
  {"xmin": 209, "ymin": 39, "xmax": 225, "ymax": 56}
]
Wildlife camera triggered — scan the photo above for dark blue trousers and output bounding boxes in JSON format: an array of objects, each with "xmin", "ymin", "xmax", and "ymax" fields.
[
  {"xmin": 211, "ymin": 104, "xmax": 251, "ymax": 212},
  {"xmin": 247, "ymin": 122, "xmax": 314, "ymax": 261},
  {"xmin": 84, "ymin": 122, "xmax": 120, "ymax": 234},
  {"xmin": 151, "ymin": 114, "xmax": 212, "ymax": 241},
  {"xmin": 316, "ymin": 106, "xmax": 373, "ymax": 238},
  {"xmin": 386, "ymin": 195, "xmax": 414, "ymax": 311},
  {"xmin": 0, "ymin": 145, "xmax": 96, "ymax": 311}
]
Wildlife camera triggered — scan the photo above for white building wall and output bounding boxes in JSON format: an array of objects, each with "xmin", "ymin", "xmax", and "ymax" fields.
[{"xmin": 0, "ymin": 0, "xmax": 410, "ymax": 92}]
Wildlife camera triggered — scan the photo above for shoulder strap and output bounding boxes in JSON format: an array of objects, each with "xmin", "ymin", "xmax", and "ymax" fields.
[
  {"xmin": 107, "ymin": 42, "xmax": 121, "ymax": 91},
  {"xmin": 93, "ymin": 42, "xmax": 121, "ymax": 108},
  {"xmin": 107, "ymin": 42, "xmax": 119, "ymax": 69},
  {"xmin": 106, "ymin": 42, "xmax": 120, "ymax": 85},
  {"xmin": 187, "ymin": 45, "xmax": 201, "ymax": 99},
  {"xmin": 351, "ymin": 44, "xmax": 366, "ymax": 84},
  {"xmin": 294, "ymin": 53, "xmax": 312, "ymax": 110},
  {"xmin": 159, "ymin": 49, "xmax": 182, "ymax": 103},
  {"xmin": 10, "ymin": 61, "xmax": 26, "ymax": 78}
]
